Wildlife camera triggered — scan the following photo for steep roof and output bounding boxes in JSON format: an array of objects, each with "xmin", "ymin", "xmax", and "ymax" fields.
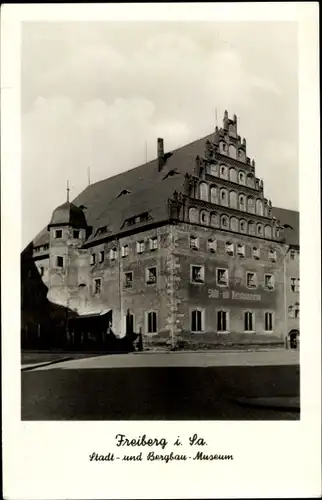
[
  {"xmin": 272, "ymin": 207, "xmax": 299, "ymax": 247},
  {"xmin": 33, "ymin": 133, "xmax": 212, "ymax": 247},
  {"xmin": 49, "ymin": 201, "xmax": 87, "ymax": 228}
]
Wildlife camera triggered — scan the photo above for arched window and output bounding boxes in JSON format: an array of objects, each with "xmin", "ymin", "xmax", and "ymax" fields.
[
  {"xmin": 209, "ymin": 164, "xmax": 218, "ymax": 177},
  {"xmin": 257, "ymin": 224, "xmax": 263, "ymax": 237},
  {"xmin": 247, "ymin": 196, "xmax": 255, "ymax": 213},
  {"xmin": 189, "ymin": 207, "xmax": 199, "ymax": 223},
  {"xmin": 220, "ymin": 165, "xmax": 228, "ymax": 179},
  {"xmin": 229, "ymin": 191, "xmax": 237, "ymax": 209},
  {"xmin": 210, "ymin": 185, "xmax": 219, "ymax": 204},
  {"xmin": 220, "ymin": 188, "xmax": 228, "ymax": 206},
  {"xmin": 247, "ymin": 174, "xmax": 255, "ymax": 188},
  {"xmin": 199, "ymin": 182, "xmax": 208, "ymax": 201},
  {"xmin": 256, "ymin": 199, "xmax": 263, "ymax": 216},
  {"xmin": 238, "ymin": 149, "xmax": 245, "ymax": 162},
  {"xmin": 221, "ymin": 215, "xmax": 229, "ymax": 229},
  {"xmin": 231, "ymin": 217, "xmax": 238, "ymax": 232},
  {"xmin": 210, "ymin": 213, "xmax": 219, "ymax": 228},
  {"xmin": 239, "ymin": 194, "xmax": 246, "ymax": 210},
  {"xmin": 229, "ymin": 167, "xmax": 237, "ymax": 183},
  {"xmin": 238, "ymin": 171, "xmax": 245, "ymax": 185},
  {"xmin": 249, "ymin": 221, "xmax": 256, "ymax": 235},
  {"xmin": 229, "ymin": 144, "xmax": 237, "ymax": 159},
  {"xmin": 240, "ymin": 220, "xmax": 247, "ymax": 233},
  {"xmin": 200, "ymin": 210, "xmax": 209, "ymax": 226},
  {"xmin": 264, "ymin": 225, "xmax": 272, "ymax": 239},
  {"xmin": 220, "ymin": 142, "xmax": 227, "ymax": 154}
]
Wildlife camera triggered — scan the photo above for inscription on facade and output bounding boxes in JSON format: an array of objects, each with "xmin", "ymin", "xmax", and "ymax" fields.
[{"xmin": 208, "ymin": 289, "xmax": 262, "ymax": 301}]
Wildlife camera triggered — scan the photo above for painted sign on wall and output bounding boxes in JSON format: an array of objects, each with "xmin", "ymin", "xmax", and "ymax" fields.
[{"xmin": 208, "ymin": 289, "xmax": 262, "ymax": 301}]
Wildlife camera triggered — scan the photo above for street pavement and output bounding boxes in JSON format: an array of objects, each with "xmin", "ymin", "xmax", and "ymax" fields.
[{"xmin": 21, "ymin": 350, "xmax": 300, "ymax": 421}]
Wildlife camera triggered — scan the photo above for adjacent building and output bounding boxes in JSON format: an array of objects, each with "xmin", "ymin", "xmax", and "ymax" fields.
[{"xmin": 22, "ymin": 111, "xmax": 299, "ymax": 349}]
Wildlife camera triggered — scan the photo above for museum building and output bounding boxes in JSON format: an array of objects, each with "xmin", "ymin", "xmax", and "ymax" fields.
[{"xmin": 22, "ymin": 111, "xmax": 299, "ymax": 349}]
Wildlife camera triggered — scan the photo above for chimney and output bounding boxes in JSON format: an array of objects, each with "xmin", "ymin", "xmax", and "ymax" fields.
[{"xmin": 158, "ymin": 138, "xmax": 164, "ymax": 171}]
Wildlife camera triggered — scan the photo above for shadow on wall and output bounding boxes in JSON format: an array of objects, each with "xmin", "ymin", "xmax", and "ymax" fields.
[{"xmin": 21, "ymin": 243, "xmax": 142, "ymax": 352}]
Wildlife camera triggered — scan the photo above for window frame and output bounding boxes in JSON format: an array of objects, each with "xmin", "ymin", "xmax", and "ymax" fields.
[
  {"xmin": 264, "ymin": 273, "xmax": 275, "ymax": 290},
  {"xmin": 190, "ymin": 264, "xmax": 205, "ymax": 284},
  {"xmin": 216, "ymin": 309, "xmax": 230, "ymax": 333},
  {"xmin": 246, "ymin": 271, "xmax": 257, "ymax": 289},
  {"xmin": 149, "ymin": 237, "xmax": 158, "ymax": 251},
  {"xmin": 121, "ymin": 244, "xmax": 129, "ymax": 258},
  {"xmin": 189, "ymin": 235, "xmax": 199, "ymax": 250},
  {"xmin": 93, "ymin": 277, "xmax": 102, "ymax": 295},
  {"xmin": 190, "ymin": 308, "xmax": 205, "ymax": 333},
  {"xmin": 264, "ymin": 311, "xmax": 274, "ymax": 332},
  {"xmin": 98, "ymin": 250, "xmax": 105, "ymax": 263},
  {"xmin": 109, "ymin": 248, "xmax": 117, "ymax": 260},
  {"xmin": 54, "ymin": 229, "xmax": 62, "ymax": 239},
  {"xmin": 73, "ymin": 229, "xmax": 80, "ymax": 239},
  {"xmin": 146, "ymin": 266, "xmax": 157, "ymax": 285},
  {"xmin": 124, "ymin": 271, "xmax": 133, "ymax": 289},
  {"xmin": 145, "ymin": 310, "xmax": 158, "ymax": 334},
  {"xmin": 56, "ymin": 255, "xmax": 64, "ymax": 268},
  {"xmin": 136, "ymin": 241, "xmax": 145, "ymax": 254},
  {"xmin": 216, "ymin": 267, "xmax": 229, "ymax": 287},
  {"xmin": 244, "ymin": 310, "xmax": 255, "ymax": 333}
]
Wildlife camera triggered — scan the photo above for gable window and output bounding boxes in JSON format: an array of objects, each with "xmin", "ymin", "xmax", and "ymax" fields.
[
  {"xmin": 217, "ymin": 310, "xmax": 228, "ymax": 333},
  {"xmin": 237, "ymin": 244, "xmax": 245, "ymax": 257},
  {"xmin": 190, "ymin": 236, "xmax": 199, "ymax": 250},
  {"xmin": 191, "ymin": 265, "xmax": 205, "ymax": 284},
  {"xmin": 239, "ymin": 172, "xmax": 245, "ymax": 185},
  {"xmin": 252, "ymin": 246, "xmax": 260, "ymax": 259},
  {"xmin": 247, "ymin": 272, "xmax": 257, "ymax": 289},
  {"xmin": 257, "ymin": 224, "xmax": 263, "ymax": 237},
  {"xmin": 265, "ymin": 312, "xmax": 273, "ymax": 331},
  {"xmin": 136, "ymin": 241, "xmax": 145, "ymax": 254},
  {"xmin": 146, "ymin": 311, "xmax": 157, "ymax": 334},
  {"xmin": 199, "ymin": 182, "xmax": 208, "ymax": 201},
  {"xmin": 265, "ymin": 274, "xmax": 275, "ymax": 290},
  {"xmin": 149, "ymin": 237, "xmax": 158, "ymax": 251},
  {"xmin": 207, "ymin": 239, "xmax": 217, "ymax": 253},
  {"xmin": 121, "ymin": 245, "xmax": 129, "ymax": 258},
  {"xmin": 73, "ymin": 230, "xmax": 80, "ymax": 239},
  {"xmin": 146, "ymin": 267, "xmax": 157, "ymax": 285},
  {"xmin": 220, "ymin": 189, "xmax": 228, "ymax": 206},
  {"xmin": 191, "ymin": 309, "xmax": 204, "ymax": 332},
  {"xmin": 124, "ymin": 272, "xmax": 133, "ymax": 289},
  {"xmin": 90, "ymin": 254, "xmax": 96, "ymax": 266},
  {"xmin": 217, "ymin": 268, "xmax": 228, "ymax": 287},
  {"xmin": 226, "ymin": 242, "xmax": 234, "ymax": 255},
  {"xmin": 55, "ymin": 229, "xmax": 62, "ymax": 239},
  {"xmin": 109, "ymin": 248, "xmax": 117, "ymax": 260},
  {"xmin": 56, "ymin": 256, "xmax": 64, "ymax": 268},
  {"xmin": 221, "ymin": 215, "xmax": 228, "ymax": 229},
  {"xmin": 99, "ymin": 251, "xmax": 105, "ymax": 263},
  {"xmin": 200, "ymin": 210, "xmax": 209, "ymax": 225},
  {"xmin": 93, "ymin": 278, "xmax": 102, "ymax": 295},
  {"xmin": 244, "ymin": 311, "xmax": 254, "ymax": 332},
  {"xmin": 269, "ymin": 249, "xmax": 277, "ymax": 262},
  {"xmin": 240, "ymin": 220, "xmax": 247, "ymax": 233}
]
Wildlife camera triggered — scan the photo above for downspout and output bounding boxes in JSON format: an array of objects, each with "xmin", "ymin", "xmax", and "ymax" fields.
[{"xmin": 283, "ymin": 245, "xmax": 290, "ymax": 348}]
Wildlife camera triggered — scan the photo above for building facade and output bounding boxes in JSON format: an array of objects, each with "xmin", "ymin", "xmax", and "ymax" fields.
[{"xmin": 22, "ymin": 111, "xmax": 299, "ymax": 349}]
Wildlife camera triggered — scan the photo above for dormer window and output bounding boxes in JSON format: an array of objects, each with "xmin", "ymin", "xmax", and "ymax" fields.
[
  {"xmin": 252, "ymin": 247, "xmax": 260, "ymax": 260},
  {"xmin": 190, "ymin": 236, "xmax": 199, "ymax": 250},
  {"xmin": 118, "ymin": 189, "xmax": 131, "ymax": 198},
  {"xmin": 55, "ymin": 229, "xmax": 62, "ymax": 239}
]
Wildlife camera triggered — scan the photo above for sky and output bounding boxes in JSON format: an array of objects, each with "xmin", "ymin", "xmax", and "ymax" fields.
[{"xmin": 21, "ymin": 21, "xmax": 298, "ymax": 247}]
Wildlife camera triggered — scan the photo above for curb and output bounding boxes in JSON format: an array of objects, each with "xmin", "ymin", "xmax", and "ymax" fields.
[
  {"xmin": 21, "ymin": 357, "xmax": 73, "ymax": 372},
  {"xmin": 235, "ymin": 397, "xmax": 300, "ymax": 412}
]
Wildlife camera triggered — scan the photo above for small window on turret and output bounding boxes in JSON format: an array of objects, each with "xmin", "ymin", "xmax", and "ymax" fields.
[
  {"xmin": 73, "ymin": 230, "xmax": 79, "ymax": 239},
  {"xmin": 55, "ymin": 230, "xmax": 62, "ymax": 239}
]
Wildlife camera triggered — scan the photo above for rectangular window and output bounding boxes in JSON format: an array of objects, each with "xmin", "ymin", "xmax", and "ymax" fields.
[
  {"xmin": 93, "ymin": 278, "xmax": 102, "ymax": 295},
  {"xmin": 207, "ymin": 239, "xmax": 217, "ymax": 253},
  {"xmin": 265, "ymin": 312, "xmax": 273, "ymax": 331},
  {"xmin": 269, "ymin": 249, "xmax": 277, "ymax": 262},
  {"xmin": 217, "ymin": 310, "xmax": 228, "ymax": 332},
  {"xmin": 99, "ymin": 251, "xmax": 105, "ymax": 263},
  {"xmin": 191, "ymin": 265, "xmax": 205, "ymax": 284},
  {"xmin": 146, "ymin": 311, "xmax": 157, "ymax": 333},
  {"xmin": 146, "ymin": 267, "xmax": 157, "ymax": 285},
  {"xmin": 216, "ymin": 268, "xmax": 228, "ymax": 287},
  {"xmin": 149, "ymin": 237, "xmax": 158, "ymax": 251},
  {"xmin": 190, "ymin": 236, "xmax": 199, "ymax": 250},
  {"xmin": 252, "ymin": 246, "xmax": 260, "ymax": 259},
  {"xmin": 191, "ymin": 309, "xmax": 204, "ymax": 332},
  {"xmin": 90, "ymin": 253, "xmax": 96, "ymax": 265},
  {"xmin": 244, "ymin": 311, "xmax": 254, "ymax": 332},
  {"xmin": 265, "ymin": 274, "xmax": 275, "ymax": 290},
  {"xmin": 109, "ymin": 248, "xmax": 117, "ymax": 260},
  {"xmin": 124, "ymin": 272, "xmax": 133, "ymax": 289},
  {"xmin": 55, "ymin": 229, "xmax": 62, "ymax": 239},
  {"xmin": 56, "ymin": 256, "xmax": 64, "ymax": 268},
  {"xmin": 73, "ymin": 230, "xmax": 80, "ymax": 239},
  {"xmin": 237, "ymin": 244, "xmax": 245, "ymax": 257},
  {"xmin": 121, "ymin": 245, "xmax": 129, "ymax": 258},
  {"xmin": 226, "ymin": 242, "xmax": 234, "ymax": 255},
  {"xmin": 136, "ymin": 241, "xmax": 145, "ymax": 254},
  {"xmin": 246, "ymin": 272, "xmax": 257, "ymax": 289}
]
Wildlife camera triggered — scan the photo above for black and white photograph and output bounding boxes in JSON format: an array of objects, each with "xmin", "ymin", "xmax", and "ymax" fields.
[
  {"xmin": 20, "ymin": 18, "xmax": 301, "ymax": 421},
  {"xmin": 1, "ymin": 3, "xmax": 320, "ymax": 499}
]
